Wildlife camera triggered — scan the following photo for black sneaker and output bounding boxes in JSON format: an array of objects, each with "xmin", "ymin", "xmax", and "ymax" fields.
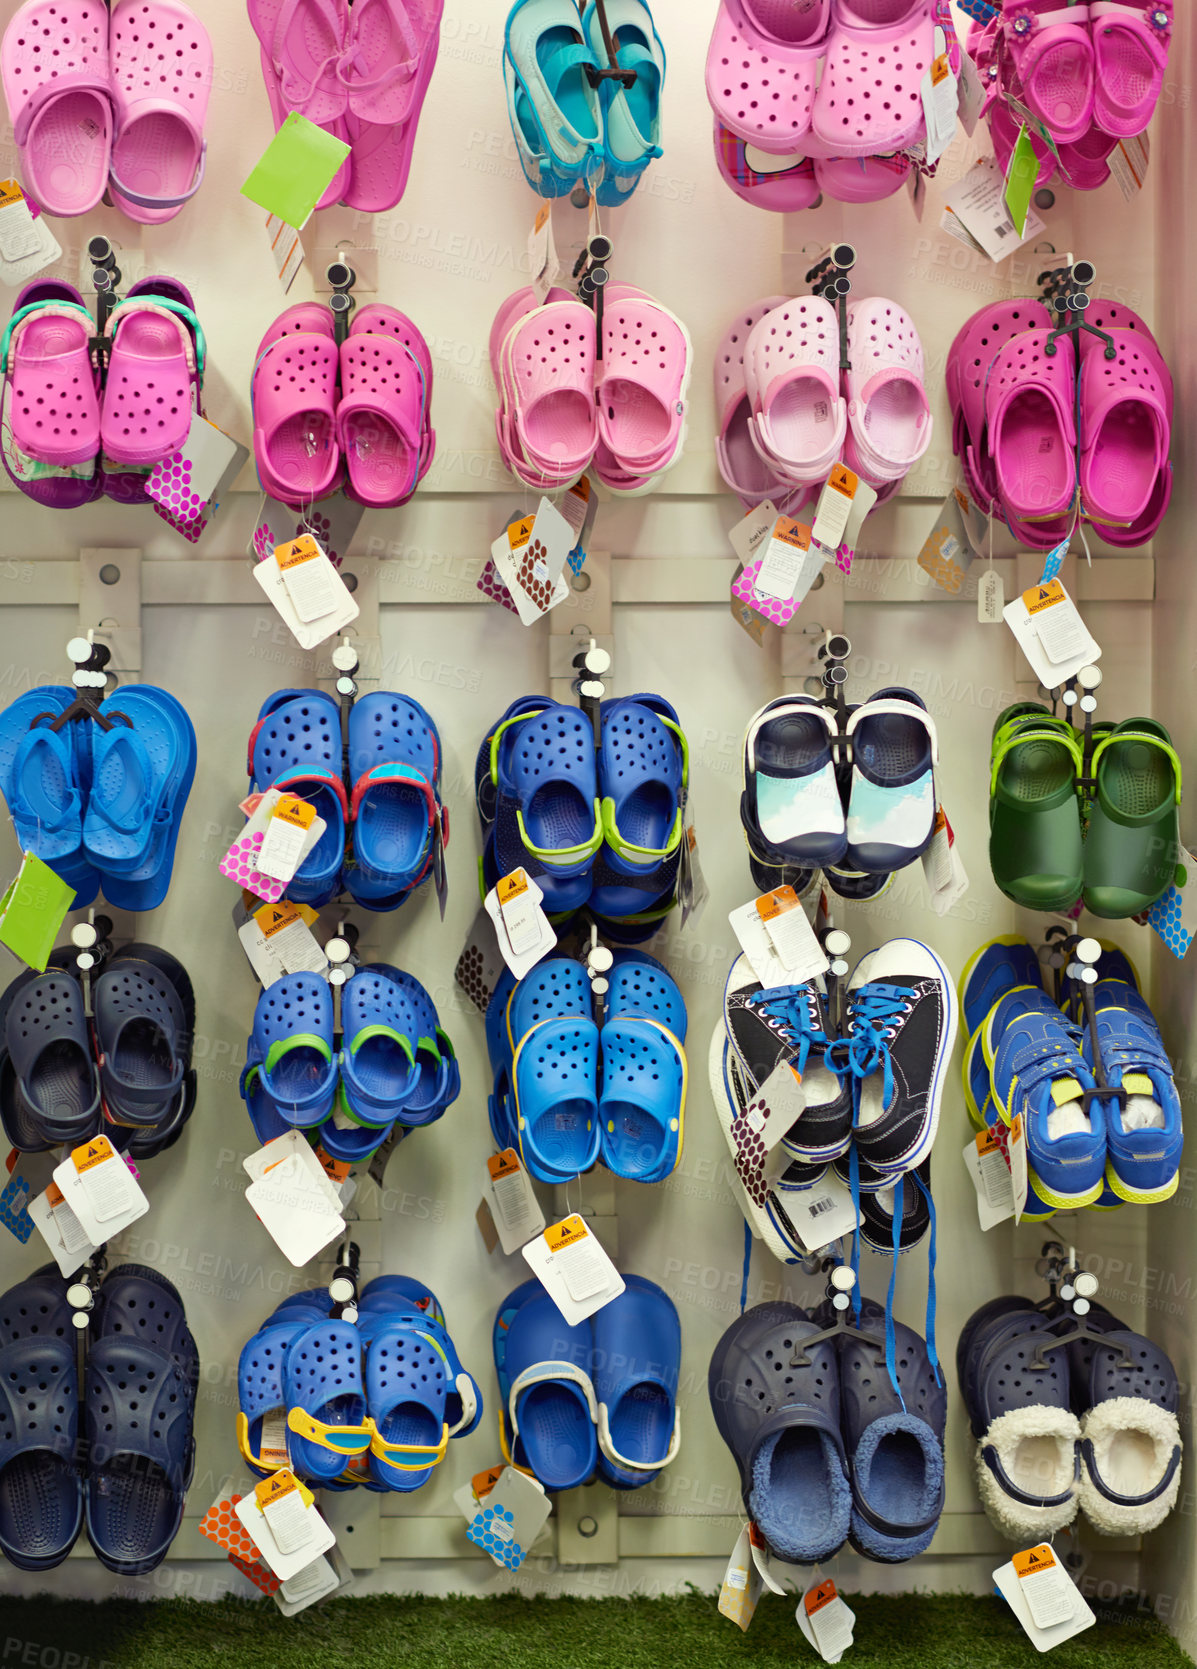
[
  {"xmin": 845, "ymin": 939, "xmax": 958, "ymax": 1177},
  {"xmin": 832, "ymin": 1154, "xmax": 933, "ymax": 1253},
  {"xmin": 723, "ymin": 955, "xmax": 853, "ymax": 1161}
]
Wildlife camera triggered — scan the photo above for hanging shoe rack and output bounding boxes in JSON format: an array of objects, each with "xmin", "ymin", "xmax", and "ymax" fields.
[
  {"xmin": 1033, "ymin": 930, "xmax": 1128, "ymax": 1127},
  {"xmin": 1029, "ymin": 1240, "xmax": 1136, "ymax": 1370}
]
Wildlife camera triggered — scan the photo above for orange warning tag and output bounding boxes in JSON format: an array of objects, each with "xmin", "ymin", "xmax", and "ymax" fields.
[
  {"xmin": 0, "ymin": 180, "xmax": 24, "ymax": 208},
  {"xmin": 805, "ymin": 1578, "xmax": 840, "ymax": 1616},
  {"xmin": 273, "ymin": 795, "xmax": 316, "ymax": 831},
  {"xmin": 976, "ymin": 1128, "xmax": 1002, "ymax": 1157},
  {"xmin": 72, "ymin": 1136, "xmax": 115, "ymax": 1175},
  {"xmin": 472, "ymin": 1465, "xmax": 504, "ymax": 1500},
  {"xmin": 1013, "ymin": 1544, "xmax": 1057, "ymax": 1579},
  {"xmin": 930, "ymin": 53, "xmax": 950, "ymax": 85},
  {"xmin": 770, "ymin": 517, "xmax": 812, "ymax": 551},
  {"xmin": 507, "ymin": 516, "xmax": 536, "ymax": 551},
  {"xmin": 545, "ymin": 1214, "xmax": 589, "ymax": 1252},
  {"xmin": 827, "ymin": 463, "xmax": 858, "ymax": 499},
  {"xmin": 275, "ymin": 534, "xmax": 322, "ymax": 570},
  {"xmin": 488, "ymin": 1149, "xmax": 521, "ymax": 1182},
  {"xmin": 756, "ymin": 885, "xmax": 799, "ymax": 921},
  {"xmin": 497, "ymin": 870, "xmax": 529, "ymax": 904},
  {"xmin": 253, "ymin": 1468, "xmax": 310, "ymax": 1509},
  {"xmin": 1023, "ymin": 578, "xmax": 1066, "ymax": 615}
]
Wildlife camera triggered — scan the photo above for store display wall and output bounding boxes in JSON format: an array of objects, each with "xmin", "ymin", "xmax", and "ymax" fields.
[{"xmin": 0, "ymin": 0, "xmax": 1174, "ymax": 1616}]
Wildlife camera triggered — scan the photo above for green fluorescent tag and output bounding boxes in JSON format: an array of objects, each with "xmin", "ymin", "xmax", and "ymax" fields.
[
  {"xmin": 240, "ymin": 113, "xmax": 351, "ymax": 230},
  {"xmin": 0, "ymin": 853, "xmax": 76, "ymax": 970},
  {"xmin": 1004, "ymin": 123, "xmax": 1039, "ymax": 239}
]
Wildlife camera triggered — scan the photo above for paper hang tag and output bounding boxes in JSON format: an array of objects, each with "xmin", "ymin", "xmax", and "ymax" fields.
[
  {"xmin": 978, "ymin": 567, "xmax": 1004, "ymax": 623},
  {"xmin": 1107, "ymin": 132, "xmax": 1149, "ymax": 202},
  {"xmin": 799, "ymin": 1579, "xmax": 856, "ymax": 1663},
  {"xmin": 266, "ymin": 212, "xmax": 304, "ymax": 294},
  {"xmin": 965, "ymin": 1127, "xmax": 1016, "ymax": 1231},
  {"xmin": 0, "ymin": 852, "xmax": 76, "ymax": 972},
  {"xmin": 749, "ymin": 1062, "xmax": 806, "ymax": 1154},
  {"xmin": 276, "ymin": 1554, "xmax": 342, "ymax": 1613},
  {"xmin": 728, "ymin": 500, "xmax": 779, "ymax": 567},
  {"xmin": 753, "ymin": 518, "xmax": 815, "ymax": 602},
  {"xmin": 465, "ymin": 1464, "xmax": 551, "ymax": 1572},
  {"xmin": 836, "ymin": 477, "xmax": 877, "ymax": 570},
  {"xmin": 483, "ymin": 1149, "xmax": 546, "ymax": 1255},
  {"xmin": 199, "ymin": 1490, "xmax": 262, "ymax": 1562},
  {"xmin": 236, "ymin": 895, "xmax": 328, "ymax": 987},
  {"xmin": 787, "ymin": 1171, "xmax": 858, "ymax": 1252},
  {"xmin": 490, "ymin": 502, "xmax": 574, "ymax": 625},
  {"xmin": 484, "ymin": 870, "xmax": 557, "ymax": 978},
  {"xmin": 254, "ymin": 541, "xmax": 359, "ymax": 650},
  {"xmin": 994, "ymin": 1544, "xmax": 1095, "ymax": 1650},
  {"xmin": 28, "ymin": 1181, "xmax": 99, "ymax": 1275},
  {"xmin": 729, "ymin": 893, "xmax": 830, "ymax": 991},
  {"xmin": 922, "ymin": 807, "xmax": 970, "ymax": 917},
  {"xmin": 528, "ymin": 202, "xmax": 560, "ymax": 304},
  {"xmin": 730, "ymin": 567, "xmax": 770, "ymax": 645},
  {"xmin": 1009, "ymin": 1112, "xmax": 1029, "ymax": 1224},
  {"xmin": 257, "ymin": 1473, "xmax": 321, "ymax": 1557},
  {"xmin": 956, "ymin": 45, "xmax": 988, "ymax": 136},
  {"xmin": 1005, "ymin": 579, "xmax": 1101, "ymax": 688},
  {"xmin": 146, "ymin": 411, "xmax": 250, "ymax": 542},
  {"xmin": 50, "ymin": 1137, "xmax": 148, "ymax": 1246},
  {"xmin": 920, "ymin": 32, "xmax": 958, "ymax": 167},
  {"xmin": 0, "ymin": 181, "xmax": 61, "ymax": 287},
  {"xmin": 941, "ymin": 157, "xmax": 1045, "ymax": 263},
  {"xmin": 522, "ymin": 1215, "xmax": 625, "ymax": 1324},
  {"xmin": 455, "ymin": 907, "xmax": 508, "ymax": 1014},
  {"xmin": 256, "ymin": 795, "xmax": 321, "ymax": 885},
  {"xmin": 0, "ymin": 1148, "xmax": 57, "ymax": 1244},
  {"xmin": 918, "ymin": 489, "xmax": 976, "ymax": 594},
  {"xmin": 235, "ymin": 1482, "xmax": 335, "ymax": 1581},
  {"xmin": 718, "ymin": 1524, "xmax": 765, "ymax": 1632},
  {"xmin": 811, "ymin": 465, "xmax": 858, "ymax": 555},
  {"xmin": 1003, "ymin": 122, "xmax": 1039, "ymax": 237},
  {"xmin": 275, "ymin": 534, "xmax": 351, "ymax": 625},
  {"xmin": 676, "ymin": 820, "xmax": 709, "ymax": 929},
  {"xmin": 1148, "ymin": 847, "xmax": 1197, "ymax": 961},
  {"xmin": 243, "ymin": 1132, "xmax": 346, "ymax": 1267}
]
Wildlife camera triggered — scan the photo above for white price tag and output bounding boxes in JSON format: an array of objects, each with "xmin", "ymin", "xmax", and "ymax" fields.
[
  {"xmin": 811, "ymin": 465, "xmax": 858, "ymax": 554},
  {"xmin": 786, "ymin": 1172, "xmax": 858, "ymax": 1252},
  {"xmin": 978, "ymin": 567, "xmax": 1005, "ymax": 623},
  {"xmin": 921, "ymin": 34, "xmax": 958, "ymax": 165},
  {"xmin": 52, "ymin": 1137, "xmax": 149, "ymax": 1245},
  {"xmin": 993, "ymin": 1544, "xmax": 1095, "ymax": 1651},
  {"xmin": 262, "ymin": 1483, "xmax": 322, "ymax": 1556},
  {"xmin": 483, "ymin": 871, "xmax": 557, "ymax": 977},
  {"xmin": 1004, "ymin": 579, "xmax": 1101, "ymax": 688},
  {"xmin": 253, "ymin": 545, "xmax": 359, "ymax": 649},
  {"xmin": 728, "ymin": 500, "xmax": 779, "ymax": 566},
  {"xmin": 29, "ymin": 1183, "xmax": 99, "ymax": 1275},
  {"xmin": 243, "ymin": 1136, "xmax": 346, "ymax": 1267},
  {"xmin": 751, "ymin": 1061, "xmax": 807, "ymax": 1153},
  {"xmin": 942, "ymin": 158, "xmax": 1046, "ymax": 263}
]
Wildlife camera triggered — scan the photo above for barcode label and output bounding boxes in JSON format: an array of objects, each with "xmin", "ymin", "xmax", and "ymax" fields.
[
  {"xmin": 809, "ymin": 1197, "xmax": 835, "ymax": 1218},
  {"xmin": 994, "ymin": 218, "xmax": 1015, "ymax": 239}
]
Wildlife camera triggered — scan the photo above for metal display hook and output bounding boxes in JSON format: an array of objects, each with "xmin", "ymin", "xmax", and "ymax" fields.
[
  {"xmin": 1027, "ymin": 1252, "xmax": 1136, "ymax": 1372},
  {"xmin": 89, "ymin": 234, "xmax": 122, "ymax": 343},
  {"xmin": 66, "ymin": 1247, "xmax": 110, "ymax": 1332},
  {"xmin": 806, "ymin": 243, "xmax": 856, "ymax": 374},
  {"xmin": 1040, "ymin": 258, "xmax": 1115, "ymax": 361},
  {"xmin": 329, "ymin": 1240, "xmax": 361, "ymax": 1320},
  {"xmin": 326, "ymin": 260, "xmax": 357, "ymax": 345}
]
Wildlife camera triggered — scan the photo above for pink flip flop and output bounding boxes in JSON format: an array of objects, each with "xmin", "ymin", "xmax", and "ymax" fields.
[
  {"xmin": 712, "ymin": 124, "xmax": 820, "ymax": 212},
  {"xmin": 252, "ymin": 304, "xmax": 342, "ymax": 506},
  {"xmin": 743, "ymin": 296, "xmax": 847, "ymax": 486},
  {"xmin": 1077, "ymin": 328, "xmax": 1170, "ymax": 527},
  {"xmin": 596, "ymin": 289, "xmax": 690, "ymax": 475},
  {"xmin": 705, "ymin": 0, "xmax": 831, "ymax": 153},
  {"xmin": 3, "ymin": 301, "xmax": 102, "ymax": 466},
  {"xmin": 985, "ymin": 330, "xmax": 1078, "ymax": 521},
  {"xmin": 715, "ymin": 295, "xmax": 790, "ymax": 505},
  {"xmin": 108, "ymin": 0, "xmax": 211, "ymax": 223},
  {"xmin": 813, "ymin": 0, "xmax": 936, "ymax": 158},
  {"xmin": 500, "ymin": 295, "xmax": 598, "ymax": 487},
  {"xmin": 341, "ymin": 0, "xmax": 442, "ymax": 212},
  {"xmin": 845, "ymin": 298, "xmax": 932, "ymax": 482},
  {"xmin": 948, "ymin": 298, "xmax": 1052, "ymax": 513},
  {"xmin": 101, "ymin": 298, "xmax": 198, "ymax": 466},
  {"xmin": 248, "ymin": 0, "xmax": 350, "ymax": 212},
  {"xmin": 336, "ymin": 305, "xmax": 432, "ymax": 509},
  {"xmin": 1, "ymin": 0, "xmax": 112, "ymax": 218},
  {"xmin": 1000, "ymin": 0, "xmax": 1095, "ymax": 145},
  {"xmin": 1090, "ymin": 0, "xmax": 1170, "ymax": 137}
]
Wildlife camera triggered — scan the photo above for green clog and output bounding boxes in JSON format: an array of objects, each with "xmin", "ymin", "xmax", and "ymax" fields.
[
  {"xmin": 1081, "ymin": 719, "xmax": 1181, "ymax": 919},
  {"xmin": 989, "ymin": 715, "xmax": 1084, "ymax": 912}
]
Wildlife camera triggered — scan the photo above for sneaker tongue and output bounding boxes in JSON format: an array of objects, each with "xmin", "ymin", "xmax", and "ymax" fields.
[
  {"xmin": 1050, "ymin": 1076, "xmax": 1083, "ymax": 1107},
  {"xmin": 1045, "ymin": 1077, "xmax": 1090, "ymax": 1141},
  {"xmin": 1122, "ymin": 1072, "xmax": 1165, "ymax": 1131}
]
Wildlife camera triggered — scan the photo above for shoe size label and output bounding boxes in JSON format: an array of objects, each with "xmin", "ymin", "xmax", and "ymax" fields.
[
  {"xmin": 482, "ymin": 1149, "xmax": 545, "ymax": 1255},
  {"xmin": 523, "ymin": 1215, "xmax": 624, "ymax": 1324}
]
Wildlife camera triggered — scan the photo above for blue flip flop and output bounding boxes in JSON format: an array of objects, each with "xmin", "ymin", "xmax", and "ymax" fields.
[
  {"xmin": 362, "ymin": 1316, "xmax": 450, "ymax": 1492},
  {"xmin": 5, "ymin": 971, "xmax": 100, "ymax": 1145},
  {"xmin": 583, "ymin": 0, "xmax": 664, "ymax": 206},
  {"xmin": 82, "ymin": 686, "xmax": 192, "ymax": 873},
  {"xmin": 248, "ymin": 690, "xmax": 347, "ymax": 907},
  {"xmin": 360, "ymin": 1278, "xmax": 482, "ymax": 1437},
  {"xmin": 283, "ymin": 1319, "xmax": 372, "ymax": 1485},
  {"xmin": 599, "ymin": 952, "xmax": 686, "ymax": 1183},
  {"xmin": 0, "ymin": 1268, "xmax": 82, "ymax": 1571},
  {"xmin": 490, "ymin": 699, "xmax": 601, "ymax": 900},
  {"xmin": 346, "ymin": 692, "xmax": 444, "ymax": 904},
  {"xmin": 338, "ymin": 967, "xmax": 421, "ymax": 1127},
  {"xmin": 84, "ymin": 1267, "xmax": 197, "ymax": 1575},
  {"xmin": 592, "ymin": 694, "xmax": 686, "ymax": 918},
  {"xmin": 92, "ymin": 958, "xmax": 187, "ymax": 1129},
  {"xmin": 593, "ymin": 1276, "xmax": 680, "ymax": 1490},
  {"xmin": 504, "ymin": 0, "xmax": 603, "ymax": 195},
  {"xmin": 494, "ymin": 1278, "xmax": 597, "ymax": 1491},
  {"xmin": 95, "ymin": 685, "xmax": 196, "ymax": 912},
  {"xmin": 838, "ymin": 1299, "xmax": 946, "ymax": 1562},
  {"xmin": 0, "ymin": 687, "xmax": 84, "ymax": 863},
  {"xmin": 708, "ymin": 1301, "xmax": 851, "ymax": 1565},
  {"xmin": 243, "ymin": 972, "xmax": 338, "ymax": 1129}
]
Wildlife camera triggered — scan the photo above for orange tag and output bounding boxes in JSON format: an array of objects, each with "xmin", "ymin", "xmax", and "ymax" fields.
[
  {"xmin": 567, "ymin": 475, "xmax": 590, "ymax": 506},
  {"xmin": 1013, "ymin": 1544, "xmax": 1057, "ymax": 1579},
  {"xmin": 930, "ymin": 52, "xmax": 950, "ymax": 85},
  {"xmin": 315, "ymin": 1148, "xmax": 350, "ymax": 1184},
  {"xmin": 805, "ymin": 1578, "xmax": 840, "ymax": 1616},
  {"xmin": 199, "ymin": 1494, "xmax": 261, "ymax": 1561},
  {"xmin": 273, "ymin": 794, "xmax": 316, "ymax": 831},
  {"xmin": 46, "ymin": 1181, "xmax": 64, "ymax": 1207},
  {"xmin": 1023, "ymin": 578, "xmax": 1066, "ymax": 615},
  {"xmin": 507, "ymin": 516, "xmax": 535, "ymax": 552},
  {"xmin": 533, "ymin": 203, "xmax": 550, "ymax": 233},
  {"xmin": 0, "ymin": 180, "xmax": 24, "ymax": 208},
  {"xmin": 827, "ymin": 463, "xmax": 857, "ymax": 499},
  {"xmin": 770, "ymin": 517, "xmax": 812, "ymax": 551},
  {"xmin": 254, "ymin": 1468, "xmax": 304, "ymax": 1509},
  {"xmin": 254, "ymin": 899, "xmax": 303, "ymax": 938},
  {"xmin": 488, "ymin": 1148, "xmax": 521, "ymax": 1182},
  {"xmin": 756, "ymin": 885, "xmax": 798, "ymax": 922},
  {"xmin": 497, "ymin": 870, "xmax": 529, "ymax": 904},
  {"xmin": 976, "ymin": 1129, "xmax": 1002, "ymax": 1158},
  {"xmin": 545, "ymin": 1214, "xmax": 589, "ymax": 1253},
  {"xmin": 472, "ymin": 1464, "xmax": 504, "ymax": 1500},
  {"xmin": 73, "ymin": 1135, "xmax": 115, "ymax": 1175},
  {"xmin": 275, "ymin": 534, "xmax": 321, "ymax": 571}
]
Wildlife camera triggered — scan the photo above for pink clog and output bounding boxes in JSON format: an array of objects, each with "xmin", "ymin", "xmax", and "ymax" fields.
[
  {"xmin": 1000, "ymin": 0, "xmax": 1095, "ymax": 145},
  {"xmin": 1, "ymin": 0, "xmax": 112, "ymax": 217},
  {"xmin": 595, "ymin": 289, "xmax": 690, "ymax": 475},
  {"xmin": 1077, "ymin": 327, "xmax": 1170, "ymax": 527},
  {"xmin": 341, "ymin": 0, "xmax": 443, "ymax": 212},
  {"xmin": 101, "ymin": 298, "xmax": 197, "ymax": 467},
  {"xmin": 1090, "ymin": 0, "xmax": 1170, "ymax": 138},
  {"xmin": 715, "ymin": 295, "xmax": 790, "ymax": 505},
  {"xmin": 108, "ymin": 0, "xmax": 211, "ymax": 223},
  {"xmin": 252, "ymin": 304, "xmax": 342, "ymax": 506},
  {"xmin": 336, "ymin": 305, "xmax": 433, "ymax": 509},
  {"xmin": 946, "ymin": 297, "xmax": 1052, "ymax": 513},
  {"xmin": 845, "ymin": 298, "xmax": 932, "ymax": 482},
  {"xmin": 743, "ymin": 296, "xmax": 847, "ymax": 486},
  {"xmin": 985, "ymin": 329, "xmax": 1077, "ymax": 521},
  {"xmin": 4, "ymin": 302, "xmax": 102, "ymax": 466},
  {"xmin": 813, "ymin": 0, "xmax": 936, "ymax": 159},
  {"xmin": 705, "ymin": 0, "xmax": 831, "ymax": 152}
]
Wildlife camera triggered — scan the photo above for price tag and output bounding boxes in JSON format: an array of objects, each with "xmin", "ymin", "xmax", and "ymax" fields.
[
  {"xmin": 993, "ymin": 1543, "xmax": 1095, "ymax": 1649},
  {"xmin": 921, "ymin": 35, "xmax": 958, "ymax": 166},
  {"xmin": 71, "ymin": 1136, "xmax": 144, "ymax": 1223},
  {"xmin": 465, "ymin": 1465, "xmax": 551, "ymax": 1571},
  {"xmin": 528, "ymin": 201, "xmax": 559, "ymax": 303},
  {"xmin": 483, "ymin": 1149, "xmax": 546, "ymax": 1254},
  {"xmin": 29, "ymin": 1181, "xmax": 98, "ymax": 1274},
  {"xmin": 483, "ymin": 871, "xmax": 557, "ymax": 977},
  {"xmin": 749, "ymin": 1062, "xmax": 807, "ymax": 1154},
  {"xmin": 0, "ymin": 179, "xmax": 61, "ymax": 285},
  {"xmin": 978, "ymin": 567, "xmax": 1004, "ymax": 623},
  {"xmin": 728, "ymin": 499, "xmax": 778, "ymax": 566},
  {"xmin": 256, "ymin": 795, "xmax": 319, "ymax": 884},
  {"xmin": 254, "ymin": 539, "xmax": 359, "ymax": 649},
  {"xmin": 964, "ymin": 1128, "xmax": 1015, "ymax": 1230},
  {"xmin": 236, "ymin": 895, "xmax": 328, "ymax": 987},
  {"xmin": 1005, "ymin": 579, "xmax": 1100, "ymax": 687},
  {"xmin": 522, "ymin": 1215, "xmax": 624, "ymax": 1324},
  {"xmin": 941, "ymin": 157, "xmax": 1046, "ymax": 263},
  {"xmin": 489, "ymin": 502, "xmax": 573, "ymax": 625},
  {"xmin": 918, "ymin": 489, "xmax": 977, "ymax": 594},
  {"xmin": 786, "ymin": 1172, "xmax": 858, "ymax": 1252},
  {"xmin": 811, "ymin": 464, "xmax": 858, "ymax": 553}
]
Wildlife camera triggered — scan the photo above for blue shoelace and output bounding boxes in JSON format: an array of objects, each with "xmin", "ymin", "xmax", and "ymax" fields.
[
  {"xmin": 751, "ymin": 983, "xmax": 829, "ymax": 1078},
  {"xmin": 847, "ymin": 982, "xmax": 915, "ymax": 1117}
]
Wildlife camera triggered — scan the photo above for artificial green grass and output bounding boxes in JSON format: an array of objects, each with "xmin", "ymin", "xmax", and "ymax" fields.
[{"xmin": 0, "ymin": 1593, "xmax": 1187, "ymax": 1669}]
